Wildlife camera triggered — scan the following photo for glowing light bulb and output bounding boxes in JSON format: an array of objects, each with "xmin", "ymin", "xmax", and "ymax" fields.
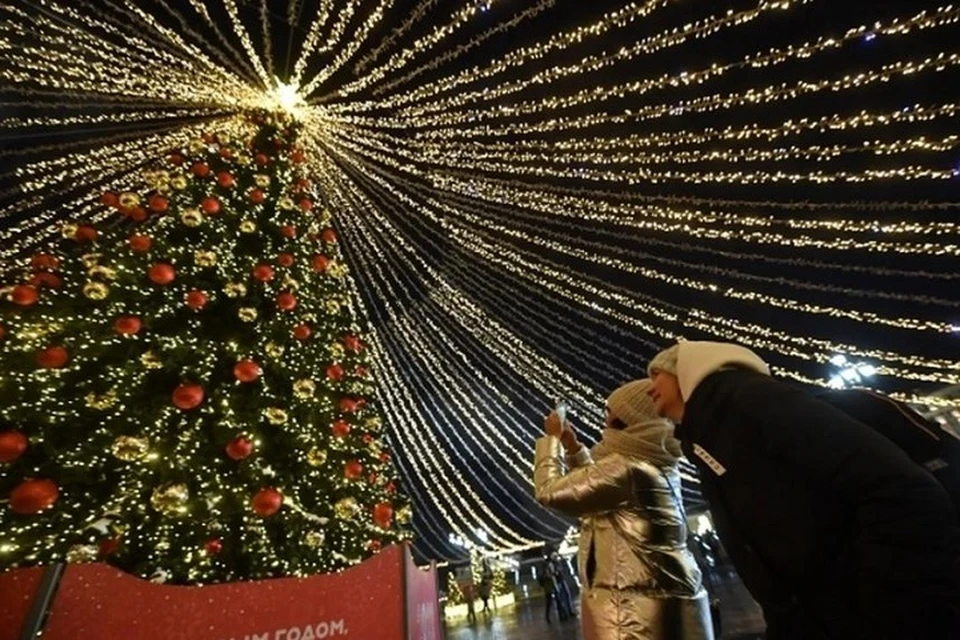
[{"xmin": 270, "ymin": 78, "xmax": 305, "ymax": 115}]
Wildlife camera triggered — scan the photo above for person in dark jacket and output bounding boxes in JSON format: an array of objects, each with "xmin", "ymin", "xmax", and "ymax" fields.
[{"xmin": 646, "ymin": 341, "xmax": 960, "ymax": 640}]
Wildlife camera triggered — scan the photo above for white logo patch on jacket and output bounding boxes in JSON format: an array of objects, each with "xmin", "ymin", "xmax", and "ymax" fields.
[{"xmin": 693, "ymin": 444, "xmax": 727, "ymax": 477}]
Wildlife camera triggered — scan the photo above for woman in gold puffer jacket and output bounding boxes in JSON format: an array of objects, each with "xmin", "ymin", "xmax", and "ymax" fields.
[{"xmin": 534, "ymin": 380, "xmax": 714, "ymax": 640}]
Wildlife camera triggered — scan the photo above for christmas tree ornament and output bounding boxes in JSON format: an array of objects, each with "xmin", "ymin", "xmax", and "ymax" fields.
[
  {"xmin": 326, "ymin": 262, "xmax": 347, "ymax": 279},
  {"xmin": 148, "ymin": 263, "xmax": 176, "ymax": 285},
  {"xmin": 74, "ymin": 225, "xmax": 98, "ymax": 242},
  {"xmin": 265, "ymin": 342, "xmax": 285, "ymax": 358},
  {"xmin": 329, "ymin": 343, "xmax": 346, "ymax": 359},
  {"xmin": 298, "ymin": 198, "xmax": 313, "ymax": 212},
  {"xmin": 194, "ymin": 250, "xmax": 217, "ymax": 267},
  {"xmin": 265, "ymin": 407, "xmax": 288, "ymax": 425},
  {"xmin": 191, "ymin": 161, "xmax": 210, "ymax": 177},
  {"xmin": 10, "ymin": 478, "xmax": 59, "ymax": 514},
  {"xmin": 255, "ymin": 153, "xmax": 269, "ymax": 166},
  {"xmin": 36, "ymin": 345, "xmax": 69, "ymax": 369},
  {"xmin": 127, "ymin": 206, "xmax": 148, "ymax": 222},
  {"xmin": 111, "ymin": 435, "xmax": 149, "ymax": 461},
  {"xmin": 293, "ymin": 379, "xmax": 316, "ymax": 399},
  {"xmin": 113, "ymin": 316, "xmax": 142, "ymax": 335},
  {"xmin": 239, "ymin": 220, "xmax": 257, "ymax": 233},
  {"xmin": 292, "ymin": 324, "xmax": 312, "ymax": 340},
  {"xmin": 276, "ymin": 292, "xmax": 297, "ymax": 310},
  {"xmin": 151, "ymin": 483, "xmax": 189, "ymax": 516},
  {"xmin": 379, "ymin": 451, "xmax": 391, "ymax": 463},
  {"xmin": 140, "ymin": 350, "xmax": 163, "ymax": 369},
  {"xmin": 181, "ymin": 208, "xmax": 203, "ymax": 227},
  {"xmin": 225, "ymin": 436, "xmax": 253, "ymax": 461},
  {"xmin": 252, "ymin": 264, "xmax": 274, "ymax": 282},
  {"xmin": 373, "ymin": 502, "xmax": 394, "ymax": 529},
  {"xmin": 216, "ymin": 171, "xmax": 235, "ymax": 188},
  {"xmin": 119, "ymin": 192, "xmax": 141, "ymax": 209},
  {"xmin": 291, "ymin": 150, "xmax": 306, "ymax": 164},
  {"xmin": 60, "ymin": 223, "xmax": 78, "ymax": 239},
  {"xmin": 170, "ymin": 175, "xmax": 189, "ymax": 190},
  {"xmin": 277, "ymin": 253, "xmax": 295, "ymax": 267},
  {"xmin": 344, "ymin": 460, "xmax": 363, "ymax": 480},
  {"xmin": 66, "ymin": 544, "xmax": 100, "ymax": 563},
  {"xmin": 311, "ymin": 255, "xmax": 330, "ymax": 272},
  {"xmin": 148, "ymin": 195, "xmax": 168, "ymax": 213},
  {"xmin": 10, "ymin": 284, "xmax": 38, "ymax": 306},
  {"xmin": 343, "ymin": 335, "xmax": 363, "ymax": 352},
  {"xmin": 333, "ymin": 497, "xmax": 359, "ymax": 520},
  {"xmin": 331, "ymin": 419, "xmax": 350, "ymax": 438},
  {"xmin": 306, "ymin": 447, "xmax": 328, "ymax": 467},
  {"xmin": 83, "ymin": 281, "xmax": 110, "ymax": 300},
  {"xmin": 326, "ymin": 364, "xmax": 344, "ymax": 381},
  {"xmin": 367, "ymin": 540, "xmax": 382, "ymax": 553},
  {"xmin": 325, "ymin": 300, "xmax": 341, "ymax": 314},
  {"xmin": 365, "ymin": 416, "xmax": 383, "ymax": 431},
  {"xmin": 87, "ymin": 265, "xmax": 117, "ymax": 280},
  {"xmin": 251, "ymin": 488, "xmax": 283, "ymax": 516},
  {"xmin": 254, "ymin": 174, "xmax": 270, "ymax": 188},
  {"xmin": 249, "ymin": 188, "xmax": 266, "ymax": 204},
  {"xmin": 204, "ymin": 539, "xmax": 223, "ymax": 555},
  {"xmin": 172, "ymin": 383, "xmax": 204, "ymax": 410},
  {"xmin": 233, "ymin": 359, "xmax": 262, "ymax": 382},
  {"xmin": 86, "ymin": 389, "xmax": 118, "ymax": 410},
  {"xmin": 304, "ymin": 530, "xmax": 326, "ymax": 548},
  {"xmin": 395, "ymin": 504, "xmax": 412, "ymax": 526},
  {"xmin": 201, "ymin": 197, "xmax": 221, "ymax": 215},
  {"xmin": 321, "ymin": 228, "xmax": 337, "ymax": 243},
  {"xmin": 31, "ymin": 253, "xmax": 60, "ymax": 270},
  {"xmin": 224, "ymin": 282, "xmax": 247, "ymax": 297},
  {"xmin": 129, "ymin": 234, "xmax": 152, "ymax": 252},
  {"xmin": 26, "ymin": 272, "xmax": 57, "ymax": 287},
  {"xmin": 278, "ymin": 197, "xmax": 295, "ymax": 210},
  {"xmin": 238, "ymin": 307, "xmax": 258, "ymax": 322},
  {"xmin": 280, "ymin": 225, "xmax": 297, "ymax": 239},
  {"xmin": 0, "ymin": 430, "xmax": 28, "ymax": 462},
  {"xmin": 167, "ymin": 152, "xmax": 184, "ymax": 166},
  {"xmin": 100, "ymin": 191, "xmax": 119, "ymax": 207},
  {"xmin": 185, "ymin": 290, "xmax": 208, "ymax": 310},
  {"xmin": 339, "ymin": 397, "xmax": 359, "ymax": 413}
]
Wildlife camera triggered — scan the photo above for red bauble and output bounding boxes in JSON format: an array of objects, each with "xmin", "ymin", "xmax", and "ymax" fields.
[
  {"xmin": 362, "ymin": 434, "xmax": 374, "ymax": 445},
  {"xmin": 168, "ymin": 152, "xmax": 184, "ymax": 166},
  {"xmin": 148, "ymin": 195, "xmax": 168, "ymax": 213},
  {"xmin": 298, "ymin": 198, "xmax": 313, "ymax": 212},
  {"xmin": 249, "ymin": 189, "xmax": 266, "ymax": 204},
  {"xmin": 172, "ymin": 383, "xmax": 204, "ymax": 410},
  {"xmin": 185, "ymin": 290, "xmax": 208, "ymax": 310},
  {"xmin": 339, "ymin": 397, "xmax": 359, "ymax": 413},
  {"xmin": 9, "ymin": 478, "xmax": 59, "ymax": 514},
  {"xmin": 148, "ymin": 263, "xmax": 176, "ymax": 285},
  {"xmin": 29, "ymin": 273, "xmax": 61, "ymax": 289},
  {"xmin": 331, "ymin": 419, "xmax": 351, "ymax": 438},
  {"xmin": 373, "ymin": 502, "xmax": 394, "ymax": 529},
  {"xmin": 129, "ymin": 206, "xmax": 148, "ymax": 222},
  {"xmin": 251, "ymin": 488, "xmax": 282, "ymax": 517},
  {"xmin": 295, "ymin": 178, "xmax": 311, "ymax": 190},
  {"xmin": 201, "ymin": 197, "xmax": 221, "ymax": 215},
  {"xmin": 280, "ymin": 225, "xmax": 296, "ymax": 239},
  {"xmin": 379, "ymin": 451, "xmax": 391, "ymax": 463},
  {"xmin": 191, "ymin": 162, "xmax": 210, "ymax": 177},
  {"xmin": 11, "ymin": 285, "xmax": 38, "ymax": 306},
  {"xmin": 204, "ymin": 539, "xmax": 223, "ymax": 556},
  {"xmin": 201, "ymin": 132, "xmax": 215, "ymax": 143},
  {"xmin": 36, "ymin": 346, "xmax": 68, "ymax": 369},
  {"xmin": 311, "ymin": 255, "xmax": 330, "ymax": 272},
  {"xmin": 218, "ymin": 147, "xmax": 234, "ymax": 160},
  {"xmin": 276, "ymin": 292, "xmax": 297, "ymax": 311},
  {"xmin": 326, "ymin": 364, "xmax": 344, "ymax": 381},
  {"xmin": 233, "ymin": 359, "xmax": 262, "ymax": 383},
  {"xmin": 385, "ymin": 482, "xmax": 397, "ymax": 494},
  {"xmin": 100, "ymin": 191, "xmax": 119, "ymax": 207},
  {"xmin": 367, "ymin": 473, "xmax": 379, "ymax": 485},
  {"xmin": 255, "ymin": 153, "xmax": 269, "ymax": 166},
  {"xmin": 367, "ymin": 539, "xmax": 382, "ymax": 553},
  {"xmin": 277, "ymin": 253, "xmax": 295, "ymax": 267},
  {"xmin": 31, "ymin": 253, "xmax": 60, "ymax": 270},
  {"xmin": 75, "ymin": 225, "xmax": 98, "ymax": 243},
  {"xmin": 291, "ymin": 150, "xmax": 306, "ymax": 164},
  {"xmin": 225, "ymin": 436, "xmax": 253, "ymax": 461},
  {"xmin": 113, "ymin": 316, "xmax": 142, "ymax": 335},
  {"xmin": 0, "ymin": 431, "xmax": 28, "ymax": 463},
  {"xmin": 292, "ymin": 324, "xmax": 311, "ymax": 340},
  {"xmin": 216, "ymin": 171, "xmax": 235, "ymax": 188},
  {"xmin": 343, "ymin": 335, "xmax": 363, "ymax": 352},
  {"xmin": 129, "ymin": 234, "xmax": 152, "ymax": 253},
  {"xmin": 355, "ymin": 366, "xmax": 368, "ymax": 378},
  {"xmin": 344, "ymin": 460, "xmax": 363, "ymax": 480},
  {"xmin": 252, "ymin": 264, "xmax": 274, "ymax": 282},
  {"xmin": 321, "ymin": 228, "xmax": 337, "ymax": 243}
]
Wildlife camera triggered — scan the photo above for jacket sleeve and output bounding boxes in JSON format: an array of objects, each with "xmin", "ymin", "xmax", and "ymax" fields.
[
  {"xmin": 732, "ymin": 375, "xmax": 959, "ymax": 633},
  {"xmin": 534, "ymin": 436, "xmax": 632, "ymax": 517}
]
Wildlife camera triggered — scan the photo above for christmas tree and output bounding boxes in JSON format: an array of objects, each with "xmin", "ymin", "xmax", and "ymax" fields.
[{"xmin": 0, "ymin": 110, "xmax": 410, "ymax": 585}]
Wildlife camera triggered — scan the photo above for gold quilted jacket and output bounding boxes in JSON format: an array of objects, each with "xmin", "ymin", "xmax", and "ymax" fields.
[{"xmin": 535, "ymin": 436, "xmax": 714, "ymax": 640}]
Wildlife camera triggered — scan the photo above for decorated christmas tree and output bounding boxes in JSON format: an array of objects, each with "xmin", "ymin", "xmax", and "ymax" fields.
[{"xmin": 0, "ymin": 110, "xmax": 410, "ymax": 585}]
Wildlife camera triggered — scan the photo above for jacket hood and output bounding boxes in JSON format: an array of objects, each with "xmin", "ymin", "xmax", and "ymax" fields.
[{"xmin": 676, "ymin": 341, "xmax": 770, "ymax": 401}]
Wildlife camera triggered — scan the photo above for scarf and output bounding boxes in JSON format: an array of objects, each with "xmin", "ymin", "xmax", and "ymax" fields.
[{"xmin": 590, "ymin": 418, "xmax": 683, "ymax": 469}]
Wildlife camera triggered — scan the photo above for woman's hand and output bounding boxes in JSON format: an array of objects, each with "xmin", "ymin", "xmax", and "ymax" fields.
[
  {"xmin": 544, "ymin": 410, "xmax": 564, "ymax": 438},
  {"xmin": 560, "ymin": 424, "xmax": 581, "ymax": 454}
]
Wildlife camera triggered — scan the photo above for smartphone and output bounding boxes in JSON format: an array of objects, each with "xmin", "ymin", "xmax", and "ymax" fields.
[{"xmin": 555, "ymin": 399, "xmax": 568, "ymax": 423}]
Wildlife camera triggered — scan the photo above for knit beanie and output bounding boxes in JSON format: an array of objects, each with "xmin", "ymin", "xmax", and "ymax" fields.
[
  {"xmin": 646, "ymin": 344, "xmax": 679, "ymax": 378},
  {"xmin": 606, "ymin": 380, "xmax": 659, "ymax": 426}
]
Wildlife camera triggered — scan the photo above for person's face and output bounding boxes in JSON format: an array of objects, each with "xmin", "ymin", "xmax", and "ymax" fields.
[{"xmin": 648, "ymin": 370, "xmax": 685, "ymax": 422}]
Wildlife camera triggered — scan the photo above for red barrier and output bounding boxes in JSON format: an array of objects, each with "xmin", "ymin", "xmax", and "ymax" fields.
[{"xmin": 0, "ymin": 543, "xmax": 439, "ymax": 640}]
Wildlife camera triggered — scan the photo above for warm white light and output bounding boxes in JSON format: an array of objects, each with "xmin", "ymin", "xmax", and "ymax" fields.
[{"xmin": 271, "ymin": 78, "xmax": 305, "ymax": 115}]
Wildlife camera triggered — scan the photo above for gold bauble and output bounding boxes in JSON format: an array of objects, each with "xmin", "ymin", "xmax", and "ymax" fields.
[
  {"xmin": 224, "ymin": 282, "xmax": 247, "ymax": 298},
  {"xmin": 118, "ymin": 192, "xmax": 140, "ymax": 208},
  {"xmin": 395, "ymin": 504, "xmax": 412, "ymax": 526},
  {"xmin": 170, "ymin": 175, "xmax": 189, "ymax": 190},
  {"xmin": 61, "ymin": 223, "xmax": 78, "ymax": 239},
  {"xmin": 327, "ymin": 262, "xmax": 347, "ymax": 278},
  {"xmin": 282, "ymin": 277, "xmax": 300, "ymax": 291},
  {"xmin": 181, "ymin": 208, "xmax": 203, "ymax": 227},
  {"xmin": 87, "ymin": 265, "xmax": 116, "ymax": 280},
  {"xmin": 86, "ymin": 390, "xmax": 118, "ymax": 410},
  {"xmin": 278, "ymin": 197, "xmax": 295, "ymax": 210},
  {"xmin": 334, "ymin": 497, "xmax": 359, "ymax": 520},
  {"xmin": 66, "ymin": 544, "xmax": 100, "ymax": 564},
  {"xmin": 188, "ymin": 139, "xmax": 206, "ymax": 154},
  {"xmin": 254, "ymin": 174, "xmax": 271, "ymax": 188},
  {"xmin": 265, "ymin": 407, "xmax": 288, "ymax": 425},
  {"xmin": 306, "ymin": 447, "xmax": 328, "ymax": 467},
  {"xmin": 329, "ymin": 343, "xmax": 346, "ymax": 359},
  {"xmin": 304, "ymin": 530, "xmax": 326, "ymax": 548},
  {"xmin": 365, "ymin": 416, "xmax": 383, "ymax": 431},
  {"xmin": 151, "ymin": 483, "xmax": 189, "ymax": 516},
  {"xmin": 80, "ymin": 253, "xmax": 102, "ymax": 268},
  {"xmin": 111, "ymin": 435, "xmax": 149, "ymax": 461},
  {"xmin": 236, "ymin": 153, "xmax": 252, "ymax": 167},
  {"xmin": 83, "ymin": 281, "xmax": 109, "ymax": 300},
  {"xmin": 293, "ymin": 379, "xmax": 316, "ymax": 399},
  {"xmin": 156, "ymin": 184, "xmax": 172, "ymax": 196},
  {"xmin": 140, "ymin": 350, "xmax": 163, "ymax": 369},
  {"xmin": 238, "ymin": 307, "xmax": 258, "ymax": 322},
  {"xmin": 240, "ymin": 220, "xmax": 257, "ymax": 233},
  {"xmin": 194, "ymin": 250, "xmax": 217, "ymax": 267},
  {"xmin": 265, "ymin": 342, "xmax": 285, "ymax": 358},
  {"xmin": 325, "ymin": 300, "xmax": 341, "ymax": 314}
]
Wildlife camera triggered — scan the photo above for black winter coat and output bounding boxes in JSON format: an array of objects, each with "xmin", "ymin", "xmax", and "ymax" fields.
[{"xmin": 676, "ymin": 369, "xmax": 960, "ymax": 640}]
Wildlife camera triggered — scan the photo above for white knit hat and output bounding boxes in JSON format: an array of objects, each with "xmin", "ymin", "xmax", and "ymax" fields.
[
  {"xmin": 647, "ymin": 344, "xmax": 679, "ymax": 378},
  {"xmin": 606, "ymin": 380, "xmax": 659, "ymax": 426}
]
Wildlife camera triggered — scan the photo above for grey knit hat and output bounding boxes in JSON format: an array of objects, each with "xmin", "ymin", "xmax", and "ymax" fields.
[
  {"xmin": 606, "ymin": 380, "xmax": 659, "ymax": 426},
  {"xmin": 647, "ymin": 344, "xmax": 679, "ymax": 378}
]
